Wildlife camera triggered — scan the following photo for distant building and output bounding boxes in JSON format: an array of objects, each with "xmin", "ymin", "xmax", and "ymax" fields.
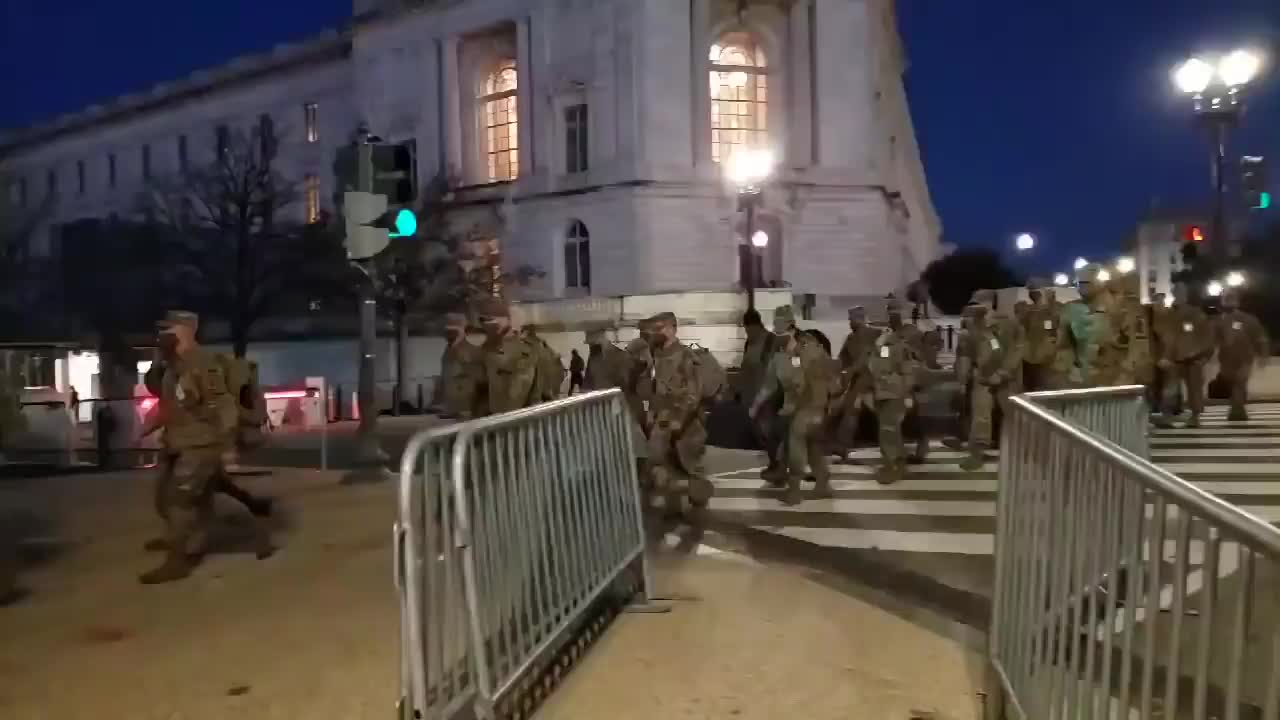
[
  {"xmin": 1134, "ymin": 210, "xmax": 1205, "ymax": 303},
  {"xmin": 1, "ymin": 0, "xmax": 941, "ymax": 311}
]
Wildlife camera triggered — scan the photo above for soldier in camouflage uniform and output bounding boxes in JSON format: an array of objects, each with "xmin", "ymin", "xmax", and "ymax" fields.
[
  {"xmin": 1212, "ymin": 288, "xmax": 1268, "ymax": 422},
  {"xmin": 1153, "ymin": 282, "xmax": 1214, "ymax": 428},
  {"xmin": 477, "ymin": 298, "xmax": 539, "ymax": 416},
  {"xmin": 1022, "ymin": 278, "xmax": 1062, "ymax": 391},
  {"xmin": 584, "ymin": 328, "xmax": 630, "ymax": 391},
  {"xmin": 868, "ymin": 316, "xmax": 926, "ymax": 484},
  {"xmin": 1054, "ymin": 264, "xmax": 1124, "ymax": 387},
  {"xmin": 886, "ymin": 297, "xmax": 932, "ymax": 461},
  {"xmin": 943, "ymin": 303, "xmax": 983, "ymax": 451},
  {"xmin": 138, "ymin": 311, "xmax": 237, "ymax": 584},
  {"xmin": 1115, "ymin": 273, "xmax": 1153, "ymax": 388},
  {"xmin": 961, "ymin": 298, "xmax": 1020, "ymax": 471},
  {"xmin": 1150, "ymin": 292, "xmax": 1172, "ymax": 410},
  {"xmin": 437, "ymin": 312, "xmax": 484, "ymax": 419},
  {"xmin": 750, "ymin": 306, "xmax": 839, "ymax": 503},
  {"xmin": 641, "ymin": 312, "xmax": 712, "ymax": 520},
  {"xmin": 973, "ymin": 289, "xmax": 1025, "ymax": 391},
  {"xmin": 832, "ymin": 305, "xmax": 881, "ymax": 461}
]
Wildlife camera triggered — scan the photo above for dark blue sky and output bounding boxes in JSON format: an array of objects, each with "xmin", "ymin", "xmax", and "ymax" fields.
[{"xmin": 2, "ymin": 0, "xmax": 1278, "ymax": 276}]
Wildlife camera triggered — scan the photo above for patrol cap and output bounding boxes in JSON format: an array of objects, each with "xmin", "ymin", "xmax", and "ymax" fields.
[
  {"xmin": 646, "ymin": 311, "xmax": 677, "ymax": 327},
  {"xmin": 476, "ymin": 297, "xmax": 510, "ymax": 320},
  {"xmin": 157, "ymin": 310, "xmax": 199, "ymax": 330},
  {"xmin": 772, "ymin": 305, "xmax": 796, "ymax": 333},
  {"xmin": 584, "ymin": 328, "xmax": 607, "ymax": 343},
  {"xmin": 848, "ymin": 305, "xmax": 866, "ymax": 319}
]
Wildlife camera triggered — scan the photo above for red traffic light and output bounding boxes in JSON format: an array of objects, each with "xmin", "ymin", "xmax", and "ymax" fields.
[{"xmin": 1186, "ymin": 225, "xmax": 1205, "ymax": 243}]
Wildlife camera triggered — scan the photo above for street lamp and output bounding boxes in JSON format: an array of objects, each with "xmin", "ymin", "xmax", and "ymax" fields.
[
  {"xmin": 726, "ymin": 147, "xmax": 776, "ymax": 311},
  {"xmin": 1053, "ymin": 272, "xmax": 1070, "ymax": 287},
  {"xmin": 1207, "ymin": 280, "xmax": 1224, "ymax": 297},
  {"xmin": 1096, "ymin": 269, "xmax": 1112, "ymax": 283},
  {"xmin": 1226, "ymin": 270, "xmax": 1245, "ymax": 287},
  {"xmin": 1173, "ymin": 49, "xmax": 1264, "ymax": 262},
  {"xmin": 1115, "ymin": 256, "xmax": 1136, "ymax": 275},
  {"xmin": 1014, "ymin": 233, "xmax": 1036, "ymax": 252},
  {"xmin": 1073, "ymin": 257, "xmax": 1089, "ymax": 271}
]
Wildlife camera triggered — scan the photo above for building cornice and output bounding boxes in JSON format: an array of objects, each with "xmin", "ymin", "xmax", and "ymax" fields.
[{"xmin": 0, "ymin": 28, "xmax": 354, "ymax": 159}]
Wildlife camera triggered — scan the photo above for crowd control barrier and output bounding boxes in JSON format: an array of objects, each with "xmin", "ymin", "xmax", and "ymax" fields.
[
  {"xmin": 988, "ymin": 387, "xmax": 1280, "ymax": 719},
  {"xmin": 395, "ymin": 389, "xmax": 656, "ymax": 720}
]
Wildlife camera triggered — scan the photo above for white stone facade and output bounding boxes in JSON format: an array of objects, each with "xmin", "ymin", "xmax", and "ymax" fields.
[{"xmin": 1, "ymin": 0, "xmax": 941, "ymax": 304}]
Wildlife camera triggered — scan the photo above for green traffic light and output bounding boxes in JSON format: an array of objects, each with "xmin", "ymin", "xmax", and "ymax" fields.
[
  {"xmin": 389, "ymin": 208, "xmax": 417, "ymax": 238},
  {"xmin": 1258, "ymin": 192, "xmax": 1272, "ymax": 210}
]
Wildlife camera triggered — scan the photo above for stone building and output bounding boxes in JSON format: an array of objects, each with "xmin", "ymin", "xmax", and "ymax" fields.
[{"xmin": 1, "ymin": 0, "xmax": 940, "ymax": 315}]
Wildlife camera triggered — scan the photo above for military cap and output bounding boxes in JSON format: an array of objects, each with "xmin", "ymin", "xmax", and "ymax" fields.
[
  {"xmin": 847, "ymin": 305, "xmax": 867, "ymax": 319},
  {"xmin": 156, "ymin": 310, "xmax": 199, "ymax": 330},
  {"xmin": 584, "ymin": 328, "xmax": 607, "ymax": 343},
  {"xmin": 772, "ymin": 305, "xmax": 796, "ymax": 333},
  {"xmin": 646, "ymin": 311, "xmax": 677, "ymax": 326},
  {"xmin": 476, "ymin": 297, "xmax": 510, "ymax": 319}
]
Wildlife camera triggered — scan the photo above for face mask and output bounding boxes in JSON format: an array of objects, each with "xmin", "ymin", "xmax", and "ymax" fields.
[
  {"xmin": 158, "ymin": 334, "xmax": 178, "ymax": 356},
  {"xmin": 445, "ymin": 329, "xmax": 461, "ymax": 342}
]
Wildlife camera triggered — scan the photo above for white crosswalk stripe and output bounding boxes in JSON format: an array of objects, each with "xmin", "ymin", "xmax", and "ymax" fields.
[{"xmin": 708, "ymin": 403, "xmax": 1280, "ymax": 557}]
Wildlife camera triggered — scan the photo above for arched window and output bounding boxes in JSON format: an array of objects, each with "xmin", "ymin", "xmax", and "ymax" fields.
[
  {"xmin": 480, "ymin": 60, "xmax": 519, "ymax": 182},
  {"xmin": 564, "ymin": 220, "xmax": 591, "ymax": 291},
  {"xmin": 709, "ymin": 32, "xmax": 768, "ymax": 164}
]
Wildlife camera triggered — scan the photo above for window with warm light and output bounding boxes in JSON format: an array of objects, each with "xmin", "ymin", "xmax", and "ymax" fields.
[
  {"xmin": 304, "ymin": 103, "xmax": 319, "ymax": 143},
  {"xmin": 304, "ymin": 175, "xmax": 320, "ymax": 223},
  {"xmin": 481, "ymin": 60, "xmax": 519, "ymax": 182},
  {"xmin": 564, "ymin": 220, "xmax": 591, "ymax": 291},
  {"xmin": 710, "ymin": 32, "xmax": 769, "ymax": 164}
]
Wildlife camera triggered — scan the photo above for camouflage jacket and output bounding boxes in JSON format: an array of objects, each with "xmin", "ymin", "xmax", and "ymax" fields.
[
  {"xmin": 644, "ymin": 340, "xmax": 702, "ymax": 431},
  {"xmin": 868, "ymin": 328, "xmax": 920, "ymax": 400},
  {"xmin": 1160, "ymin": 304, "xmax": 1214, "ymax": 364},
  {"xmin": 440, "ymin": 339, "xmax": 484, "ymax": 419},
  {"xmin": 481, "ymin": 331, "xmax": 538, "ymax": 415},
  {"xmin": 1214, "ymin": 310, "xmax": 1268, "ymax": 371},
  {"xmin": 157, "ymin": 347, "xmax": 233, "ymax": 449}
]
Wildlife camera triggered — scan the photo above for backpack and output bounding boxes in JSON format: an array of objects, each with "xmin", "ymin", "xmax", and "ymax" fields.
[
  {"xmin": 215, "ymin": 354, "xmax": 268, "ymax": 448},
  {"xmin": 689, "ymin": 344, "xmax": 728, "ymax": 405}
]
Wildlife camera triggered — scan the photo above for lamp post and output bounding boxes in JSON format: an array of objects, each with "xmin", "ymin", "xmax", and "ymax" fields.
[
  {"xmin": 726, "ymin": 148, "xmax": 775, "ymax": 311},
  {"xmin": 1014, "ymin": 233, "xmax": 1036, "ymax": 253},
  {"xmin": 1173, "ymin": 50, "xmax": 1263, "ymax": 263}
]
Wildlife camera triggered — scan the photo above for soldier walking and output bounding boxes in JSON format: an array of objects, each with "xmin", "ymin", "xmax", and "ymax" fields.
[
  {"xmin": 1153, "ymin": 283, "xmax": 1214, "ymax": 428},
  {"xmin": 477, "ymin": 299, "xmax": 539, "ymax": 416},
  {"xmin": 1213, "ymin": 289, "xmax": 1268, "ymax": 421},
  {"xmin": 437, "ymin": 312, "xmax": 483, "ymax": 420},
  {"xmin": 1115, "ymin": 273, "xmax": 1152, "ymax": 389},
  {"xmin": 1022, "ymin": 278, "xmax": 1062, "ymax": 391},
  {"xmin": 961, "ymin": 299, "xmax": 1019, "ymax": 472},
  {"xmin": 750, "ymin": 306, "xmax": 838, "ymax": 504},
  {"xmin": 641, "ymin": 312, "xmax": 712, "ymax": 522},
  {"xmin": 833, "ymin": 306, "xmax": 881, "ymax": 461},
  {"xmin": 1054, "ymin": 264, "xmax": 1123, "ymax": 388},
  {"xmin": 583, "ymin": 329, "xmax": 628, "ymax": 391},
  {"xmin": 868, "ymin": 318, "xmax": 925, "ymax": 484}
]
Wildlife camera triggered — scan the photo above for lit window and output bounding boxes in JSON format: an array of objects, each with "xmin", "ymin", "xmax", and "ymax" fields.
[
  {"xmin": 305, "ymin": 174, "xmax": 320, "ymax": 223},
  {"xmin": 142, "ymin": 144, "xmax": 152, "ymax": 181},
  {"xmin": 77, "ymin": 160, "xmax": 85, "ymax": 195},
  {"xmin": 480, "ymin": 60, "xmax": 519, "ymax": 182},
  {"xmin": 564, "ymin": 104, "xmax": 589, "ymax": 174},
  {"xmin": 564, "ymin": 220, "xmax": 591, "ymax": 291},
  {"xmin": 709, "ymin": 32, "xmax": 769, "ymax": 165},
  {"xmin": 304, "ymin": 103, "xmax": 319, "ymax": 143}
]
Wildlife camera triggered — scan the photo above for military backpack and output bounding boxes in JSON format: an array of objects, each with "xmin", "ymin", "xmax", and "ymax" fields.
[{"xmin": 688, "ymin": 344, "xmax": 728, "ymax": 405}]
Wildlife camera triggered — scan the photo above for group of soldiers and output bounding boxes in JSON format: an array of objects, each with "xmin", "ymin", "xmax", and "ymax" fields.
[{"xmin": 733, "ymin": 263, "xmax": 1270, "ymax": 496}]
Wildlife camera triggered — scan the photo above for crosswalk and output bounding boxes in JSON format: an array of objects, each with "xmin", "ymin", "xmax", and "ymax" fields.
[{"xmin": 707, "ymin": 403, "xmax": 1280, "ymax": 559}]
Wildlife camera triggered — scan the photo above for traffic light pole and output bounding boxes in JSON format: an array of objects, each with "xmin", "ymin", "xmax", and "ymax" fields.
[
  {"xmin": 1210, "ymin": 117, "xmax": 1231, "ymax": 264},
  {"xmin": 343, "ymin": 140, "xmax": 391, "ymax": 485}
]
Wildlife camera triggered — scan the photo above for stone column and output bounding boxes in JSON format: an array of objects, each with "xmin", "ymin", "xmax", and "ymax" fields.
[
  {"xmin": 788, "ymin": 0, "xmax": 813, "ymax": 167},
  {"xmin": 439, "ymin": 36, "xmax": 463, "ymax": 179},
  {"xmin": 517, "ymin": 17, "xmax": 534, "ymax": 178},
  {"xmin": 691, "ymin": 0, "xmax": 712, "ymax": 168}
]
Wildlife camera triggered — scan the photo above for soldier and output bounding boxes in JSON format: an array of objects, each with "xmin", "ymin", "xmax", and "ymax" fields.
[
  {"xmin": 436, "ymin": 312, "xmax": 483, "ymax": 419},
  {"xmin": 1153, "ymin": 282, "xmax": 1214, "ymax": 428},
  {"xmin": 1054, "ymin": 264, "xmax": 1124, "ymax": 388},
  {"xmin": 735, "ymin": 309, "xmax": 776, "ymax": 406},
  {"xmin": 584, "ymin": 328, "xmax": 628, "ymax": 391},
  {"xmin": 522, "ymin": 325, "xmax": 566, "ymax": 402},
  {"xmin": 973, "ymin": 289, "xmax": 1025, "ymax": 392},
  {"xmin": 833, "ymin": 305, "xmax": 881, "ymax": 460},
  {"xmin": 867, "ymin": 318, "xmax": 925, "ymax": 484},
  {"xmin": 1022, "ymin": 277, "xmax": 1062, "ymax": 391},
  {"xmin": 961, "ymin": 298, "xmax": 1019, "ymax": 471},
  {"xmin": 885, "ymin": 297, "xmax": 932, "ymax": 461},
  {"xmin": 477, "ymin": 298, "xmax": 539, "ymax": 415},
  {"xmin": 1115, "ymin": 273, "xmax": 1153, "ymax": 389},
  {"xmin": 641, "ymin": 312, "xmax": 712, "ymax": 520},
  {"xmin": 750, "ymin": 305, "xmax": 838, "ymax": 503},
  {"xmin": 920, "ymin": 327, "xmax": 944, "ymax": 370},
  {"xmin": 1212, "ymin": 289, "xmax": 1268, "ymax": 421},
  {"xmin": 138, "ymin": 310, "xmax": 238, "ymax": 584}
]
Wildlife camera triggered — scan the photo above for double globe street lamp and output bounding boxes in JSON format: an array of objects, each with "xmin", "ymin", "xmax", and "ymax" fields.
[{"xmin": 726, "ymin": 148, "xmax": 776, "ymax": 311}]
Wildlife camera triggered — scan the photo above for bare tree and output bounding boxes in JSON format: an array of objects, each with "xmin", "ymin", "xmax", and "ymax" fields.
[{"xmin": 145, "ymin": 126, "xmax": 348, "ymax": 357}]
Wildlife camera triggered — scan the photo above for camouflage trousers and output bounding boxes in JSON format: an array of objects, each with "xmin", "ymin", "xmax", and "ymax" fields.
[
  {"xmin": 154, "ymin": 447, "xmax": 221, "ymax": 556},
  {"xmin": 785, "ymin": 409, "xmax": 829, "ymax": 489},
  {"xmin": 1160, "ymin": 359, "xmax": 1207, "ymax": 419},
  {"xmin": 969, "ymin": 383, "xmax": 1014, "ymax": 448},
  {"xmin": 834, "ymin": 375, "xmax": 874, "ymax": 453},
  {"xmin": 646, "ymin": 421, "xmax": 712, "ymax": 509},
  {"xmin": 1219, "ymin": 363, "xmax": 1253, "ymax": 418},
  {"xmin": 877, "ymin": 397, "xmax": 929, "ymax": 469}
]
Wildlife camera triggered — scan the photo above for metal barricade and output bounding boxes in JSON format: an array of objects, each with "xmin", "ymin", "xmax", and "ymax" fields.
[
  {"xmin": 396, "ymin": 389, "xmax": 653, "ymax": 720},
  {"xmin": 988, "ymin": 387, "xmax": 1280, "ymax": 719}
]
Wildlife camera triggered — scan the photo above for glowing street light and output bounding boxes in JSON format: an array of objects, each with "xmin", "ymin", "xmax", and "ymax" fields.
[
  {"xmin": 1014, "ymin": 233, "xmax": 1036, "ymax": 252},
  {"xmin": 1053, "ymin": 272, "xmax": 1070, "ymax": 287},
  {"xmin": 726, "ymin": 147, "xmax": 776, "ymax": 311},
  {"xmin": 1173, "ymin": 57, "xmax": 1215, "ymax": 94},
  {"xmin": 1115, "ymin": 256, "xmax": 1136, "ymax": 274},
  {"xmin": 751, "ymin": 230, "xmax": 769, "ymax": 248},
  {"xmin": 1225, "ymin": 271, "xmax": 1245, "ymax": 288},
  {"xmin": 1219, "ymin": 49, "xmax": 1263, "ymax": 87},
  {"xmin": 1073, "ymin": 257, "xmax": 1089, "ymax": 271},
  {"xmin": 725, "ymin": 147, "xmax": 775, "ymax": 192},
  {"xmin": 1207, "ymin": 280, "xmax": 1224, "ymax": 297},
  {"xmin": 1096, "ymin": 269, "xmax": 1112, "ymax": 283}
]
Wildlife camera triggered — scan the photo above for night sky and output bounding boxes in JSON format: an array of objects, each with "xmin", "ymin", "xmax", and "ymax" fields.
[{"xmin": 2, "ymin": 0, "xmax": 1278, "ymax": 277}]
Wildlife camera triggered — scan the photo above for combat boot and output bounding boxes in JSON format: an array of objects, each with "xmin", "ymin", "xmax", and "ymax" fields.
[
  {"xmin": 781, "ymin": 477, "xmax": 804, "ymax": 506},
  {"xmin": 942, "ymin": 437, "xmax": 966, "ymax": 451},
  {"xmin": 760, "ymin": 464, "xmax": 787, "ymax": 488},
  {"xmin": 1228, "ymin": 407, "xmax": 1249, "ymax": 423},
  {"xmin": 139, "ymin": 551, "xmax": 193, "ymax": 585},
  {"xmin": 811, "ymin": 476, "xmax": 834, "ymax": 500},
  {"xmin": 875, "ymin": 462, "xmax": 903, "ymax": 486},
  {"xmin": 1185, "ymin": 414, "xmax": 1201, "ymax": 429},
  {"xmin": 959, "ymin": 445, "xmax": 987, "ymax": 472}
]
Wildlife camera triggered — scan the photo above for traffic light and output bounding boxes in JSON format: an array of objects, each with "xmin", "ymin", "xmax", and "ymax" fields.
[
  {"xmin": 344, "ymin": 191, "xmax": 389, "ymax": 261},
  {"xmin": 1185, "ymin": 225, "xmax": 1205, "ymax": 243},
  {"xmin": 371, "ymin": 141, "xmax": 416, "ymax": 205},
  {"xmin": 1242, "ymin": 155, "xmax": 1269, "ymax": 210}
]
